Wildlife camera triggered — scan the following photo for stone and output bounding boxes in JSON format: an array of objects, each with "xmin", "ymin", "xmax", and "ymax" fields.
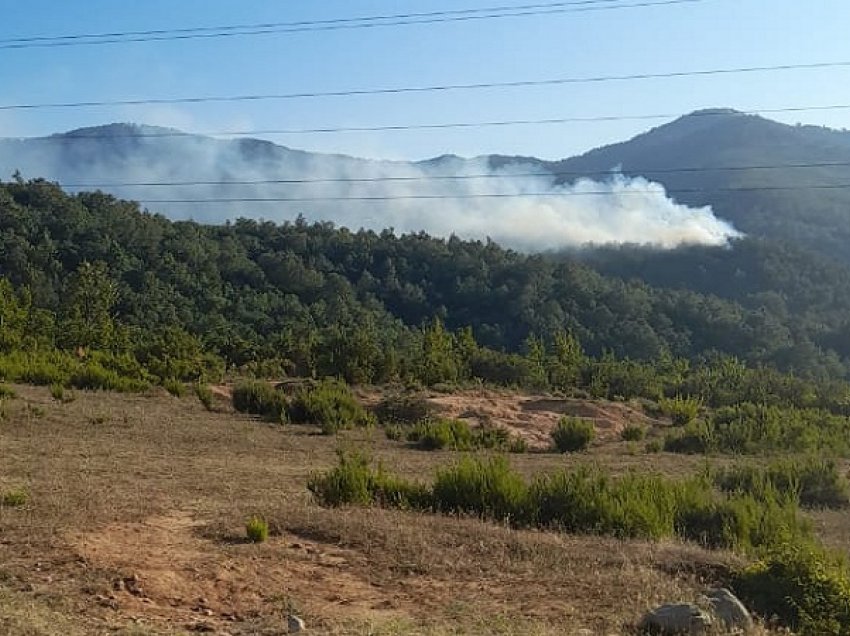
[
  {"xmin": 288, "ymin": 614, "xmax": 306, "ymax": 633},
  {"xmin": 705, "ymin": 588, "xmax": 754, "ymax": 632},
  {"xmin": 639, "ymin": 603, "xmax": 713, "ymax": 635}
]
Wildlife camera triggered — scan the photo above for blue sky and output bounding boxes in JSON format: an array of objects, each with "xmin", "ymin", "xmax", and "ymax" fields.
[{"xmin": 2, "ymin": 0, "xmax": 850, "ymax": 160}]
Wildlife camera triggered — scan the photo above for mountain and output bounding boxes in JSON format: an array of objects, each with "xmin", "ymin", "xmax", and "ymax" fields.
[
  {"xmin": 2, "ymin": 110, "xmax": 850, "ymax": 260},
  {"xmin": 543, "ymin": 109, "xmax": 850, "ymax": 262}
]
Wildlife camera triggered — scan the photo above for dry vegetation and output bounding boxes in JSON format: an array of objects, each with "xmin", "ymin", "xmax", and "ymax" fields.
[{"xmin": 0, "ymin": 385, "xmax": 835, "ymax": 634}]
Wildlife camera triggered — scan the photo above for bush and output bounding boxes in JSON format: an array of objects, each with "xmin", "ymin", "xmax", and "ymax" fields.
[
  {"xmin": 659, "ymin": 395, "xmax": 702, "ymax": 426},
  {"xmin": 245, "ymin": 516, "xmax": 269, "ymax": 543},
  {"xmin": 734, "ymin": 543, "xmax": 850, "ymax": 635},
  {"xmin": 232, "ymin": 380, "xmax": 288, "ymax": 423},
  {"xmin": 621, "ymin": 425, "xmax": 646, "ymax": 441},
  {"xmin": 551, "ymin": 416, "xmax": 594, "ymax": 453},
  {"xmin": 383, "ymin": 424, "xmax": 404, "ymax": 441},
  {"xmin": 162, "ymin": 378, "xmax": 185, "ymax": 397},
  {"xmin": 308, "ymin": 455, "xmax": 810, "ymax": 553},
  {"xmin": 1, "ymin": 488, "xmax": 28, "ymax": 507},
  {"xmin": 49, "ymin": 382, "xmax": 72, "ymax": 403},
  {"xmin": 432, "ymin": 456, "xmax": 529, "ymax": 522},
  {"xmin": 307, "ymin": 451, "xmax": 430, "ymax": 509},
  {"xmin": 374, "ymin": 393, "xmax": 433, "ymax": 425},
  {"xmin": 715, "ymin": 458, "xmax": 850, "ymax": 509},
  {"xmin": 407, "ymin": 418, "xmax": 474, "ymax": 450},
  {"xmin": 68, "ymin": 364, "xmax": 149, "ymax": 392},
  {"xmin": 288, "ymin": 379, "xmax": 373, "ymax": 435},
  {"xmin": 0, "ymin": 384, "xmax": 16, "ymax": 399},
  {"xmin": 195, "ymin": 383, "xmax": 215, "ymax": 411},
  {"xmin": 645, "ymin": 439, "xmax": 663, "ymax": 454}
]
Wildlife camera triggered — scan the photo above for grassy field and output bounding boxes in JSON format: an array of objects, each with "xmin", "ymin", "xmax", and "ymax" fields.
[{"xmin": 0, "ymin": 384, "xmax": 839, "ymax": 635}]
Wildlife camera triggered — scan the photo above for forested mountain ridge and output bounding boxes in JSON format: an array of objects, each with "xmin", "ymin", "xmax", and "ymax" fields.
[
  {"xmin": 545, "ymin": 110, "xmax": 850, "ymax": 263},
  {"xmin": 1, "ymin": 179, "xmax": 848, "ymax": 380},
  {"xmin": 3, "ymin": 110, "xmax": 850, "ymax": 260}
]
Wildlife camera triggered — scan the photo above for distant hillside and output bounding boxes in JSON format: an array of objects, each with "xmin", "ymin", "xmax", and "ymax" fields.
[
  {"xmin": 545, "ymin": 110, "xmax": 850, "ymax": 263},
  {"xmin": 2, "ymin": 111, "xmax": 850, "ymax": 259}
]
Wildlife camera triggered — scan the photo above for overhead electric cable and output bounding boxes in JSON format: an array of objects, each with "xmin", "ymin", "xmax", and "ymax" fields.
[
  {"xmin": 0, "ymin": 0, "xmax": 703, "ymax": 50},
  {"xmin": 14, "ymin": 104, "xmax": 850, "ymax": 140},
  {"xmin": 45, "ymin": 160, "xmax": 850, "ymax": 190},
  {"xmin": 123, "ymin": 184, "xmax": 850, "ymax": 205},
  {"xmin": 3, "ymin": 60, "xmax": 850, "ymax": 112}
]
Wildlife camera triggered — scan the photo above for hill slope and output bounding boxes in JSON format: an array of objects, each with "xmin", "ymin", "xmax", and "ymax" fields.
[{"xmin": 545, "ymin": 110, "xmax": 850, "ymax": 262}]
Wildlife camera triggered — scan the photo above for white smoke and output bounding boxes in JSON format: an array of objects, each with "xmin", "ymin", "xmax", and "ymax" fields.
[{"xmin": 0, "ymin": 128, "xmax": 741, "ymax": 251}]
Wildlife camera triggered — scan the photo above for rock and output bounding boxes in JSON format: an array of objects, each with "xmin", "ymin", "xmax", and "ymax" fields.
[
  {"xmin": 288, "ymin": 614, "xmax": 306, "ymax": 633},
  {"xmin": 639, "ymin": 603, "xmax": 713, "ymax": 635},
  {"xmin": 705, "ymin": 588, "xmax": 753, "ymax": 632}
]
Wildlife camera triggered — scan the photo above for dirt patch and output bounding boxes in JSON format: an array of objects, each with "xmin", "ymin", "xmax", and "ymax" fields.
[
  {"xmin": 428, "ymin": 390, "xmax": 659, "ymax": 448},
  {"xmin": 69, "ymin": 511, "xmax": 410, "ymax": 632}
]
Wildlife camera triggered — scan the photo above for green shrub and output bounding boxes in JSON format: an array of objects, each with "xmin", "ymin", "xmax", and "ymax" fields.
[
  {"xmin": 49, "ymin": 382, "xmax": 70, "ymax": 402},
  {"xmin": 508, "ymin": 436, "xmax": 529, "ymax": 454},
  {"xmin": 384, "ymin": 424, "xmax": 404, "ymax": 441},
  {"xmin": 68, "ymin": 364, "xmax": 148, "ymax": 392},
  {"xmin": 1, "ymin": 488, "xmax": 28, "ymax": 507},
  {"xmin": 432, "ymin": 456, "xmax": 529, "ymax": 522},
  {"xmin": 307, "ymin": 451, "xmax": 429, "ymax": 509},
  {"xmin": 232, "ymin": 380, "xmax": 288, "ymax": 423},
  {"xmin": 288, "ymin": 379, "xmax": 373, "ymax": 434},
  {"xmin": 645, "ymin": 439, "xmax": 663, "ymax": 454},
  {"xmin": 715, "ymin": 458, "xmax": 850, "ymax": 509},
  {"xmin": 551, "ymin": 416, "xmax": 594, "ymax": 453},
  {"xmin": 663, "ymin": 422, "xmax": 712, "ymax": 454},
  {"xmin": 195, "ymin": 383, "xmax": 215, "ymax": 411},
  {"xmin": 407, "ymin": 418, "xmax": 474, "ymax": 450},
  {"xmin": 734, "ymin": 543, "xmax": 850, "ymax": 635},
  {"xmin": 621, "ymin": 425, "xmax": 646, "ymax": 441},
  {"xmin": 374, "ymin": 393, "xmax": 434, "ymax": 425},
  {"xmin": 659, "ymin": 395, "xmax": 702, "ymax": 426},
  {"xmin": 308, "ymin": 454, "xmax": 810, "ymax": 553},
  {"xmin": 0, "ymin": 384, "xmax": 15, "ymax": 399},
  {"xmin": 245, "ymin": 516, "xmax": 269, "ymax": 543},
  {"xmin": 162, "ymin": 378, "xmax": 185, "ymax": 398}
]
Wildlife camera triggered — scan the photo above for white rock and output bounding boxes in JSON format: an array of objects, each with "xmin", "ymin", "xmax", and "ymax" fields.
[
  {"xmin": 288, "ymin": 614, "xmax": 306, "ymax": 633},
  {"xmin": 706, "ymin": 588, "xmax": 754, "ymax": 632},
  {"xmin": 639, "ymin": 603, "xmax": 713, "ymax": 635}
]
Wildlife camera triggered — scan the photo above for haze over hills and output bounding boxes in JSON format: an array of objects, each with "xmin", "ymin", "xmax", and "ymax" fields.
[{"xmin": 2, "ymin": 109, "xmax": 850, "ymax": 260}]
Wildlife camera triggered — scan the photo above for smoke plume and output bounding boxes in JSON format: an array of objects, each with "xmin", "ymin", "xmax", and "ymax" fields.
[{"xmin": 0, "ymin": 126, "xmax": 741, "ymax": 251}]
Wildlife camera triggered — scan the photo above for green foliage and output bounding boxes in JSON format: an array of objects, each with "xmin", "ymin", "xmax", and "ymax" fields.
[
  {"xmin": 288, "ymin": 379, "xmax": 373, "ymax": 435},
  {"xmin": 715, "ymin": 458, "xmax": 850, "ymax": 509},
  {"xmin": 407, "ymin": 418, "xmax": 475, "ymax": 450},
  {"xmin": 49, "ymin": 383, "xmax": 64, "ymax": 401},
  {"xmin": 194, "ymin": 383, "xmax": 215, "ymax": 411},
  {"xmin": 374, "ymin": 393, "xmax": 433, "ymax": 425},
  {"xmin": 245, "ymin": 516, "xmax": 269, "ymax": 543},
  {"xmin": 232, "ymin": 380, "xmax": 288, "ymax": 423},
  {"xmin": 734, "ymin": 544, "xmax": 850, "ymax": 636},
  {"xmin": 0, "ymin": 384, "xmax": 15, "ymax": 399},
  {"xmin": 621, "ymin": 424, "xmax": 646, "ymax": 441},
  {"xmin": 659, "ymin": 395, "xmax": 702, "ymax": 426},
  {"xmin": 645, "ymin": 439, "xmax": 663, "ymax": 453},
  {"xmin": 310, "ymin": 454, "xmax": 809, "ymax": 553},
  {"xmin": 551, "ymin": 416, "xmax": 595, "ymax": 453},
  {"xmin": 432, "ymin": 456, "xmax": 529, "ymax": 522},
  {"xmin": 665, "ymin": 403, "xmax": 850, "ymax": 455},
  {"xmin": 307, "ymin": 450, "xmax": 430, "ymax": 509},
  {"xmin": 1, "ymin": 488, "xmax": 28, "ymax": 507},
  {"xmin": 162, "ymin": 378, "xmax": 185, "ymax": 398}
]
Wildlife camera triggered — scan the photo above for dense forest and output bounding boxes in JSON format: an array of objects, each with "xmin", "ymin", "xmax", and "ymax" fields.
[{"xmin": 1, "ymin": 177, "xmax": 850, "ymax": 385}]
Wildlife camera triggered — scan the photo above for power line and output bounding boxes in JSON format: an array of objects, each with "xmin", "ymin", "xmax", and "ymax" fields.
[
  {"xmin": 13, "ymin": 104, "xmax": 850, "ymax": 140},
  {"xmin": 4, "ymin": 60, "xmax": 850, "ymax": 112},
  {"xmin": 122, "ymin": 184, "xmax": 850, "ymax": 204},
  {"xmin": 0, "ymin": 0, "xmax": 702, "ymax": 50},
  {"xmin": 47, "ymin": 161, "xmax": 850, "ymax": 190}
]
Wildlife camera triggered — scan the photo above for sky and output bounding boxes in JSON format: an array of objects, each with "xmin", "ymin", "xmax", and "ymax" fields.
[{"xmin": 2, "ymin": 0, "xmax": 850, "ymax": 161}]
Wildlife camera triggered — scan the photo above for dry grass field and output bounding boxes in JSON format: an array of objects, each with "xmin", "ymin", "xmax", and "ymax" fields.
[{"xmin": 0, "ymin": 384, "xmax": 838, "ymax": 635}]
